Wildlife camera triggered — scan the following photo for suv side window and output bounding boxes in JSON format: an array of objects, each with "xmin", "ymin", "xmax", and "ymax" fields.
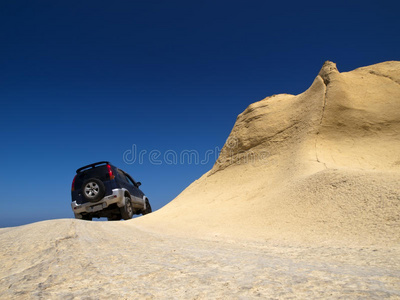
[
  {"xmin": 126, "ymin": 176, "xmax": 136, "ymax": 187},
  {"xmin": 117, "ymin": 170, "xmax": 129, "ymax": 183}
]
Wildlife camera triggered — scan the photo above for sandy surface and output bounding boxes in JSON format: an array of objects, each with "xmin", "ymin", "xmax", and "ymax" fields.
[
  {"xmin": 1, "ymin": 61, "xmax": 400, "ymax": 299},
  {"xmin": 1, "ymin": 219, "xmax": 400, "ymax": 299}
]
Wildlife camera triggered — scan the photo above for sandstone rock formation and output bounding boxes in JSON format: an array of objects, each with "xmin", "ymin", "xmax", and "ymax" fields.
[{"xmin": 137, "ymin": 61, "xmax": 400, "ymax": 245}]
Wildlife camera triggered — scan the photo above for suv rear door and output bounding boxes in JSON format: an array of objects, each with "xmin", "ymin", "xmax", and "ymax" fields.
[{"xmin": 72, "ymin": 164, "xmax": 114, "ymax": 204}]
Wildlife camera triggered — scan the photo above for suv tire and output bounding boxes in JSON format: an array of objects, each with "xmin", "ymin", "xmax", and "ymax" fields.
[
  {"xmin": 142, "ymin": 199, "xmax": 152, "ymax": 215},
  {"xmin": 82, "ymin": 178, "xmax": 106, "ymax": 203},
  {"xmin": 120, "ymin": 197, "xmax": 133, "ymax": 220}
]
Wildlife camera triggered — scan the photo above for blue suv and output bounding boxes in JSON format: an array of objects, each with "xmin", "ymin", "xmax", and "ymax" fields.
[{"xmin": 71, "ymin": 161, "xmax": 152, "ymax": 221}]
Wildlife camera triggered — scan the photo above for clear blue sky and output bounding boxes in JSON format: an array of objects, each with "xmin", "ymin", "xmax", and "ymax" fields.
[{"xmin": 0, "ymin": 0, "xmax": 399, "ymax": 227}]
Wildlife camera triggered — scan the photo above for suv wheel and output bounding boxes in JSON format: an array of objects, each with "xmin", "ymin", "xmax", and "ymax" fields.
[
  {"xmin": 142, "ymin": 199, "xmax": 152, "ymax": 215},
  {"xmin": 120, "ymin": 197, "xmax": 133, "ymax": 220},
  {"xmin": 82, "ymin": 178, "xmax": 106, "ymax": 202}
]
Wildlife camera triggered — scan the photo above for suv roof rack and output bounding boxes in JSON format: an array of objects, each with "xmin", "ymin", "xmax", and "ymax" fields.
[{"xmin": 76, "ymin": 161, "xmax": 110, "ymax": 173}]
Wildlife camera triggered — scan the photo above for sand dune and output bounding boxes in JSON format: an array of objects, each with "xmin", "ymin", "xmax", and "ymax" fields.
[{"xmin": 1, "ymin": 61, "xmax": 400, "ymax": 299}]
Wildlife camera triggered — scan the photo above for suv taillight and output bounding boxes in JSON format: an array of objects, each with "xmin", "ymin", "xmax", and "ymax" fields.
[
  {"xmin": 71, "ymin": 175, "xmax": 77, "ymax": 191},
  {"xmin": 107, "ymin": 164, "xmax": 115, "ymax": 180}
]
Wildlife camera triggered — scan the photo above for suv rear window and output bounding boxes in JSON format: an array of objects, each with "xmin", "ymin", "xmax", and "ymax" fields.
[{"xmin": 74, "ymin": 165, "xmax": 110, "ymax": 190}]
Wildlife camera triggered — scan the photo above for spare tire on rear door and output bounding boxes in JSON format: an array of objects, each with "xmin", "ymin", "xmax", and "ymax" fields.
[{"xmin": 82, "ymin": 178, "xmax": 106, "ymax": 202}]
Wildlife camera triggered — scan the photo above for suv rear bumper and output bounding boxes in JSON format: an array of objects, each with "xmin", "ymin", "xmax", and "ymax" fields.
[{"xmin": 71, "ymin": 189, "xmax": 125, "ymax": 217}]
